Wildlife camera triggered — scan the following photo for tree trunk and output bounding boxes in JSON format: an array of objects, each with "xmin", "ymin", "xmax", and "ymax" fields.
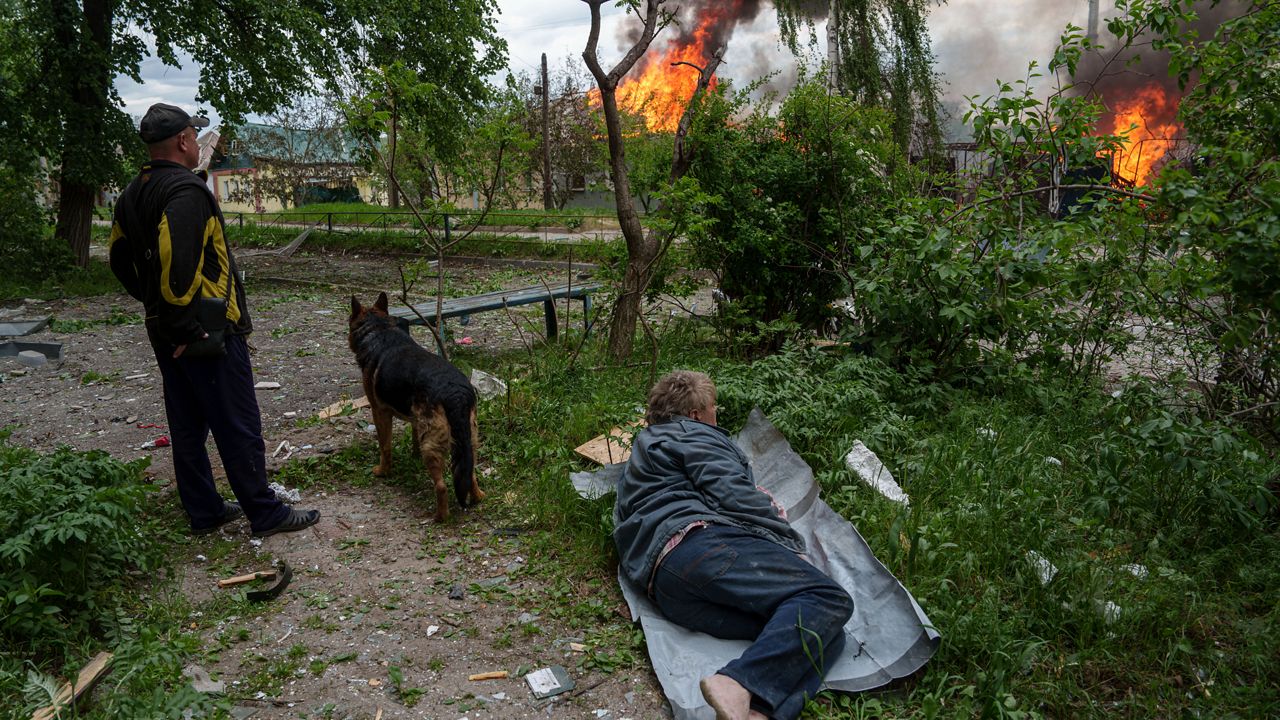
[
  {"xmin": 52, "ymin": 0, "xmax": 113, "ymax": 269},
  {"xmin": 583, "ymin": 0, "xmax": 666, "ymax": 361},
  {"xmin": 56, "ymin": 181, "xmax": 96, "ymax": 267}
]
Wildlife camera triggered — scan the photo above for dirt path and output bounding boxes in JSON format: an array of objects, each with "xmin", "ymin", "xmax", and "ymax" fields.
[{"xmin": 2, "ymin": 253, "xmax": 673, "ymax": 719}]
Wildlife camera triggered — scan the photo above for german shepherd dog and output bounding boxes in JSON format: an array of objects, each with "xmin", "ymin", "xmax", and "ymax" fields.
[{"xmin": 348, "ymin": 292, "xmax": 483, "ymax": 521}]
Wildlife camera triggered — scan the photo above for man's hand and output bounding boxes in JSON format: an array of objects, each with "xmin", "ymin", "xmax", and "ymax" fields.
[{"xmin": 173, "ymin": 331, "xmax": 209, "ymax": 358}]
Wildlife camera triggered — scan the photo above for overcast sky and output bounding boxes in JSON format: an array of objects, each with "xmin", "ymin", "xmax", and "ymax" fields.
[{"xmin": 115, "ymin": 1, "xmax": 1092, "ymax": 139}]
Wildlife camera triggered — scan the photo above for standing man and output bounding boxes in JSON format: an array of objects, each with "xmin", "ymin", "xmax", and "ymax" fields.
[
  {"xmin": 614, "ymin": 371, "xmax": 853, "ymax": 720},
  {"xmin": 110, "ymin": 103, "xmax": 320, "ymax": 538}
]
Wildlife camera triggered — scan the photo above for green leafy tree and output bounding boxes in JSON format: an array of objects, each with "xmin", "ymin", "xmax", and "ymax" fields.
[
  {"xmin": 683, "ymin": 77, "xmax": 914, "ymax": 352},
  {"xmin": 1, "ymin": 0, "xmax": 504, "ymax": 268},
  {"xmin": 774, "ymin": 0, "xmax": 944, "ymax": 156}
]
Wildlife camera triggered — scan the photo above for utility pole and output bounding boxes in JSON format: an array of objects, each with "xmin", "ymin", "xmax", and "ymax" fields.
[
  {"xmin": 541, "ymin": 53, "xmax": 553, "ymax": 210},
  {"xmin": 1086, "ymin": 0, "xmax": 1099, "ymax": 43}
]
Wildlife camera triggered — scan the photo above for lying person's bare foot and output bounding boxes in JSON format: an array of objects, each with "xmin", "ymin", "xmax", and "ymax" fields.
[{"xmin": 701, "ymin": 674, "xmax": 751, "ymax": 720}]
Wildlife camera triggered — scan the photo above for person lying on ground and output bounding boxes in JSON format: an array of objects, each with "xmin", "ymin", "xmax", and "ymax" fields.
[{"xmin": 613, "ymin": 370, "xmax": 853, "ymax": 720}]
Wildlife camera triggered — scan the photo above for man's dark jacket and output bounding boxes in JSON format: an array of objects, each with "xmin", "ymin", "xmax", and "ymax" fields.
[
  {"xmin": 613, "ymin": 416, "xmax": 806, "ymax": 591},
  {"xmin": 110, "ymin": 159, "xmax": 251, "ymax": 351}
]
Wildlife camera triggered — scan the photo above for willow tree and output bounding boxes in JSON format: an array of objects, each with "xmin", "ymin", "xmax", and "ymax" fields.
[{"xmin": 775, "ymin": 0, "xmax": 943, "ymax": 156}]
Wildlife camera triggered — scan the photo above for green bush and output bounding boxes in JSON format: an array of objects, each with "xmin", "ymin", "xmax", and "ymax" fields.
[
  {"xmin": 684, "ymin": 79, "xmax": 918, "ymax": 351},
  {"xmin": 0, "ymin": 436, "xmax": 170, "ymax": 648},
  {"xmin": 0, "ymin": 167, "xmax": 69, "ymax": 281}
]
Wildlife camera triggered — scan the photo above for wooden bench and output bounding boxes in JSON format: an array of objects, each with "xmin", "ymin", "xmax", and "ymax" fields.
[{"xmin": 391, "ymin": 282, "xmax": 601, "ymax": 352}]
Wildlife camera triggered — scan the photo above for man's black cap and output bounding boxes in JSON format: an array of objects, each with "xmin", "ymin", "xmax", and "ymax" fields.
[{"xmin": 139, "ymin": 103, "xmax": 210, "ymax": 143}]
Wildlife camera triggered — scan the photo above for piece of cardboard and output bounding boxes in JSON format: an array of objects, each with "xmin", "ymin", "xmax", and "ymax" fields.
[
  {"xmin": 317, "ymin": 396, "xmax": 370, "ymax": 419},
  {"xmin": 573, "ymin": 419, "xmax": 645, "ymax": 465}
]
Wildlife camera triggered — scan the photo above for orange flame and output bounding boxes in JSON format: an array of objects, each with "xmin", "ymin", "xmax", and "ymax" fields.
[
  {"xmin": 590, "ymin": 4, "xmax": 738, "ymax": 132},
  {"xmin": 1108, "ymin": 84, "xmax": 1181, "ymax": 186}
]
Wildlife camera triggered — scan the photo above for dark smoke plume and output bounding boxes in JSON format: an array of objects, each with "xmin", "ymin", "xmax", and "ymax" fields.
[
  {"xmin": 1074, "ymin": 0, "xmax": 1248, "ymax": 129},
  {"xmin": 618, "ymin": 0, "xmax": 766, "ymax": 66}
]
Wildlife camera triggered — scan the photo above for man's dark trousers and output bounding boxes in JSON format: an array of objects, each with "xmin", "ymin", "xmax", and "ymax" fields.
[
  {"xmin": 153, "ymin": 333, "xmax": 288, "ymax": 533},
  {"xmin": 652, "ymin": 524, "xmax": 853, "ymax": 720}
]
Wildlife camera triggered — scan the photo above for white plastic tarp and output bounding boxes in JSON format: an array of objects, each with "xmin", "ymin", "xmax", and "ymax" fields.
[{"xmin": 570, "ymin": 408, "xmax": 940, "ymax": 720}]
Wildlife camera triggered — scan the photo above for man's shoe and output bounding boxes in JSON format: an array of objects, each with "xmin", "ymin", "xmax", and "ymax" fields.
[
  {"xmin": 192, "ymin": 501, "xmax": 245, "ymax": 536},
  {"xmin": 252, "ymin": 508, "xmax": 321, "ymax": 538}
]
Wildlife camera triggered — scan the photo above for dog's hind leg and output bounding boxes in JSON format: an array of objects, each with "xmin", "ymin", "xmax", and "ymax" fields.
[
  {"xmin": 467, "ymin": 406, "xmax": 486, "ymax": 505},
  {"xmin": 370, "ymin": 402, "xmax": 395, "ymax": 478},
  {"xmin": 414, "ymin": 405, "xmax": 452, "ymax": 523}
]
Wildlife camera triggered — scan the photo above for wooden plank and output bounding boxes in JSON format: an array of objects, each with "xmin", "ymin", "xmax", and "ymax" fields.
[
  {"xmin": 217, "ymin": 570, "xmax": 277, "ymax": 588},
  {"xmin": 317, "ymin": 396, "xmax": 370, "ymax": 419},
  {"xmin": 574, "ymin": 419, "xmax": 645, "ymax": 465},
  {"xmin": 31, "ymin": 651, "xmax": 113, "ymax": 720}
]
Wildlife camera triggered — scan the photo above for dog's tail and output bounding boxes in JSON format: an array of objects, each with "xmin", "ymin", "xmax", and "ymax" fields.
[{"xmin": 444, "ymin": 387, "xmax": 478, "ymax": 508}]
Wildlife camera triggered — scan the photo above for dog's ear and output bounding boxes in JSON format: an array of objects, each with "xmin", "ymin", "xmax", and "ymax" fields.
[
  {"xmin": 350, "ymin": 295, "xmax": 362, "ymax": 319},
  {"xmin": 375, "ymin": 292, "xmax": 389, "ymax": 312}
]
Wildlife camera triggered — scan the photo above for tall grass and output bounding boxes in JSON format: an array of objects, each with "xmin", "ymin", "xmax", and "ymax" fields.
[{"xmin": 451, "ymin": 333, "xmax": 1278, "ymax": 717}]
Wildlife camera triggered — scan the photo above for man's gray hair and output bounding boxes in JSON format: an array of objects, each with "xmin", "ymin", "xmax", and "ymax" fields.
[{"xmin": 645, "ymin": 370, "xmax": 715, "ymax": 425}]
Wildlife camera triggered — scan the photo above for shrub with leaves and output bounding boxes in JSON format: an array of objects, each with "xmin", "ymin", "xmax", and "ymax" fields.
[
  {"xmin": 684, "ymin": 78, "xmax": 918, "ymax": 351},
  {"xmin": 0, "ymin": 436, "xmax": 169, "ymax": 646}
]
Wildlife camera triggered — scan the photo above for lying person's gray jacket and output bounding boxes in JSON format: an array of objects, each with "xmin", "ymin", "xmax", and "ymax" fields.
[{"xmin": 614, "ymin": 416, "xmax": 807, "ymax": 591}]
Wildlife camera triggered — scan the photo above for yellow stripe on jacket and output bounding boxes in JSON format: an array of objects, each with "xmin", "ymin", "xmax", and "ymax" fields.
[{"xmin": 157, "ymin": 213, "xmax": 205, "ymax": 306}]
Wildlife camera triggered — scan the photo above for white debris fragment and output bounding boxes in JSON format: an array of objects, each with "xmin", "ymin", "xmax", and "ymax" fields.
[
  {"xmin": 268, "ymin": 482, "xmax": 301, "ymax": 503},
  {"xmin": 254, "ymin": 381, "xmax": 281, "ymax": 389},
  {"xmin": 977, "ymin": 427, "xmax": 997, "ymax": 439},
  {"xmin": 492, "ymin": 692, "xmax": 506, "ymax": 701},
  {"xmin": 1121, "ymin": 563, "xmax": 1149, "ymax": 580},
  {"xmin": 843, "ymin": 442, "xmax": 909, "ymax": 505},
  {"xmin": 470, "ymin": 369, "xmax": 507, "ymax": 401},
  {"xmin": 195, "ymin": 554, "xmax": 207, "ymax": 562},
  {"xmin": 1045, "ymin": 456, "xmax": 1063, "ymax": 467},
  {"xmin": 1096, "ymin": 599, "xmax": 1123, "ymax": 623},
  {"xmin": 1026, "ymin": 550, "xmax": 1058, "ymax": 585},
  {"xmin": 125, "ymin": 373, "xmax": 149, "ymax": 380},
  {"xmin": 427, "ymin": 625, "xmax": 440, "ymax": 637}
]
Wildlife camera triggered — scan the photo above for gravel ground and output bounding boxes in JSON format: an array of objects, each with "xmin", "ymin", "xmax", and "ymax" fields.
[{"xmin": 2, "ymin": 251, "xmax": 678, "ymax": 719}]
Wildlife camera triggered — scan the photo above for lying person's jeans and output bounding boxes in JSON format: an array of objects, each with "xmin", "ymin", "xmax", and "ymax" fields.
[{"xmin": 652, "ymin": 523, "xmax": 853, "ymax": 720}]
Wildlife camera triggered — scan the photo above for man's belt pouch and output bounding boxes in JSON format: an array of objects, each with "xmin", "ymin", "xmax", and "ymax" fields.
[{"xmin": 183, "ymin": 296, "xmax": 229, "ymax": 358}]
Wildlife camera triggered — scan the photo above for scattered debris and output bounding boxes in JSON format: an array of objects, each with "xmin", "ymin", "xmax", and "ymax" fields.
[
  {"xmin": 31, "ymin": 651, "xmax": 113, "ymax": 720},
  {"xmin": 977, "ymin": 427, "xmax": 998, "ymax": 439},
  {"xmin": 268, "ymin": 481, "xmax": 301, "ymax": 503},
  {"xmin": 217, "ymin": 569, "xmax": 278, "ymax": 588},
  {"xmin": 1122, "ymin": 563, "xmax": 1149, "ymax": 580},
  {"xmin": 17, "ymin": 350, "xmax": 47, "ymax": 368},
  {"xmin": 427, "ymin": 625, "xmax": 440, "ymax": 637},
  {"xmin": 1045, "ymin": 456, "xmax": 1063, "ymax": 467},
  {"xmin": 469, "ymin": 369, "xmax": 507, "ymax": 401},
  {"xmin": 458, "ymin": 336, "xmax": 474, "ymax": 345},
  {"xmin": 0, "ymin": 316, "xmax": 50, "ymax": 336},
  {"xmin": 317, "ymin": 395, "xmax": 370, "ymax": 419},
  {"xmin": 125, "ymin": 373, "xmax": 149, "ymax": 381},
  {"xmin": 254, "ymin": 381, "xmax": 281, "ymax": 390},
  {"xmin": 1096, "ymin": 599, "xmax": 1123, "ymax": 624},
  {"xmin": 154, "ymin": 435, "xmax": 171, "ymax": 448},
  {"xmin": 469, "ymin": 671, "xmax": 509, "ymax": 681},
  {"xmin": 448, "ymin": 585, "xmax": 465, "ymax": 601},
  {"xmin": 1026, "ymin": 550, "xmax": 1058, "ymax": 585},
  {"xmin": 574, "ymin": 418, "xmax": 645, "ymax": 465},
  {"xmin": 568, "ymin": 642, "xmax": 587, "ymax": 653},
  {"xmin": 369, "ymin": 678, "xmax": 382, "ymax": 687},
  {"xmin": 844, "ymin": 441, "xmax": 909, "ymax": 506},
  {"xmin": 525, "ymin": 665, "xmax": 574, "ymax": 699},
  {"xmin": 183, "ymin": 664, "xmax": 226, "ymax": 694},
  {"xmin": 271, "ymin": 441, "xmax": 295, "ymax": 461}
]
